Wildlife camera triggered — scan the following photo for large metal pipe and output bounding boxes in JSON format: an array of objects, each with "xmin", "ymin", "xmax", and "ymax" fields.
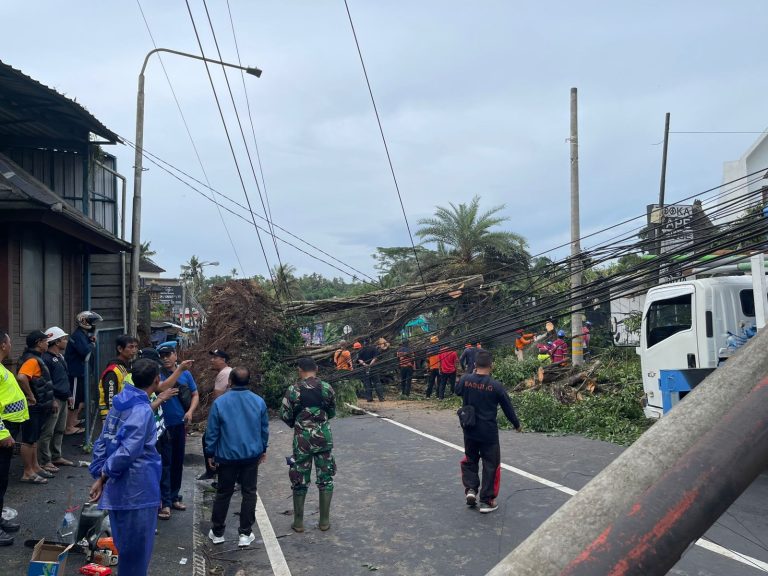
[{"xmin": 487, "ymin": 327, "xmax": 768, "ymax": 576}]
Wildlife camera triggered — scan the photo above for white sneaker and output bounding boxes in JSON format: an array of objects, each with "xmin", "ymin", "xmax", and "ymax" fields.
[
  {"xmin": 208, "ymin": 529, "xmax": 225, "ymax": 545},
  {"xmin": 465, "ymin": 490, "xmax": 477, "ymax": 507},
  {"xmin": 238, "ymin": 532, "xmax": 255, "ymax": 548}
]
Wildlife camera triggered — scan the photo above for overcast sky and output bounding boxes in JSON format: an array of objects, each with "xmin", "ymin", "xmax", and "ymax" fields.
[{"xmin": 3, "ymin": 1, "xmax": 767, "ymax": 281}]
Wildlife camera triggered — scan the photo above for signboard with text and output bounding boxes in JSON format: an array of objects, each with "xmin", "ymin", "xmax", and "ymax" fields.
[{"xmin": 648, "ymin": 204, "xmax": 694, "ymax": 254}]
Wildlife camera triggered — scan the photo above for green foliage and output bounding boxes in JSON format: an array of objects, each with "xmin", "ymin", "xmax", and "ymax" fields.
[
  {"xmin": 499, "ymin": 379, "xmax": 652, "ymax": 445},
  {"xmin": 493, "ymin": 356, "xmax": 541, "ymax": 387},
  {"xmin": 334, "ymin": 379, "xmax": 364, "ymax": 415},
  {"xmin": 256, "ymin": 321, "xmax": 304, "ymax": 409}
]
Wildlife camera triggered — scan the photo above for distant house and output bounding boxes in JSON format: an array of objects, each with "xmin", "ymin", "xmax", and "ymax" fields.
[
  {"xmin": 0, "ymin": 60, "xmax": 131, "ymax": 368},
  {"xmin": 720, "ymin": 131, "xmax": 768, "ymax": 223}
]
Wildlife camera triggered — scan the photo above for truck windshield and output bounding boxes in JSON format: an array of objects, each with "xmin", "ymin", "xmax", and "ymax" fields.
[{"xmin": 646, "ymin": 293, "xmax": 692, "ymax": 347}]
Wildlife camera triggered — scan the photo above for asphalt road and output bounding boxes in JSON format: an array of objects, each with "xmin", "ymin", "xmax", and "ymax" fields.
[{"xmin": 4, "ymin": 400, "xmax": 768, "ymax": 575}]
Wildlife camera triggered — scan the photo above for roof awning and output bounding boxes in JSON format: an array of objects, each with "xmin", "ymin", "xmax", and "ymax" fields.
[
  {"xmin": 0, "ymin": 153, "xmax": 130, "ymax": 253},
  {"xmin": 0, "ymin": 60, "xmax": 119, "ymax": 146}
]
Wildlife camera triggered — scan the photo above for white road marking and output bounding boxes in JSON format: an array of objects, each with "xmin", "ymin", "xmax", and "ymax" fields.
[
  {"xmin": 192, "ymin": 475, "xmax": 207, "ymax": 576},
  {"xmin": 255, "ymin": 493, "xmax": 292, "ymax": 576},
  {"xmin": 356, "ymin": 405, "xmax": 768, "ymax": 574}
]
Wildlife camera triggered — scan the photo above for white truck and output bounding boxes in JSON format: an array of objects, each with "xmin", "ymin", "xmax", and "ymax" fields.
[{"xmin": 638, "ymin": 255, "xmax": 768, "ymax": 419}]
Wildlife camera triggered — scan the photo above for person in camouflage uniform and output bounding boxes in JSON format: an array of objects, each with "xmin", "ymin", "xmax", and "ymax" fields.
[{"xmin": 280, "ymin": 357, "xmax": 336, "ymax": 532}]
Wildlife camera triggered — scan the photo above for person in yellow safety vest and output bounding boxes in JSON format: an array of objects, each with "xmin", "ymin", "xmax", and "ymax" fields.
[
  {"xmin": 98, "ymin": 335, "xmax": 139, "ymax": 419},
  {"xmin": 0, "ymin": 329, "xmax": 30, "ymax": 545}
]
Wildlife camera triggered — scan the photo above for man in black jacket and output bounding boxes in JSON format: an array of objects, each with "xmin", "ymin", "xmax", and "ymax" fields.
[
  {"xmin": 39, "ymin": 327, "xmax": 74, "ymax": 472},
  {"xmin": 455, "ymin": 350, "xmax": 521, "ymax": 513}
]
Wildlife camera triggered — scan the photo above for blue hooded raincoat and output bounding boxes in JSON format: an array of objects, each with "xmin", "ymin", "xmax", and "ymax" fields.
[{"xmin": 89, "ymin": 384, "xmax": 161, "ymax": 510}]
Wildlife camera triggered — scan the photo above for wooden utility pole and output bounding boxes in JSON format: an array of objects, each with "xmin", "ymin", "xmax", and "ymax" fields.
[{"xmin": 570, "ymin": 88, "xmax": 583, "ymax": 366}]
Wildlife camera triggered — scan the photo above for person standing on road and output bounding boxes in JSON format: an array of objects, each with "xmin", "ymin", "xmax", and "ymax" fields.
[
  {"xmin": 64, "ymin": 311, "xmax": 100, "ymax": 435},
  {"xmin": 333, "ymin": 341, "xmax": 353, "ymax": 371},
  {"xmin": 206, "ymin": 367, "xmax": 268, "ymax": 548},
  {"xmin": 98, "ymin": 335, "xmax": 138, "ymax": 420},
  {"xmin": 199, "ymin": 349, "xmax": 232, "ymax": 481},
  {"xmin": 39, "ymin": 327, "xmax": 74, "ymax": 473},
  {"xmin": 456, "ymin": 350, "xmax": 521, "ymax": 513},
  {"xmin": 397, "ymin": 340, "xmax": 416, "ymax": 397},
  {"xmin": 0, "ymin": 330, "xmax": 29, "ymax": 544},
  {"xmin": 438, "ymin": 344, "xmax": 459, "ymax": 399},
  {"xmin": 157, "ymin": 341, "xmax": 198, "ymax": 515},
  {"xmin": 89, "ymin": 358, "xmax": 163, "ymax": 576},
  {"xmin": 280, "ymin": 357, "xmax": 336, "ymax": 533},
  {"xmin": 425, "ymin": 336, "xmax": 440, "ymax": 398},
  {"xmin": 357, "ymin": 339, "xmax": 383, "ymax": 402},
  {"xmin": 16, "ymin": 330, "xmax": 55, "ymax": 484},
  {"xmin": 460, "ymin": 343, "xmax": 478, "ymax": 374}
]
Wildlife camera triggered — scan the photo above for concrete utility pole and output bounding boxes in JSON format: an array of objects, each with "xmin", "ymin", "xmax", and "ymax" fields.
[
  {"xmin": 655, "ymin": 112, "xmax": 671, "ymax": 264},
  {"xmin": 127, "ymin": 48, "xmax": 261, "ymax": 336},
  {"xmin": 486, "ymin": 327, "xmax": 768, "ymax": 576},
  {"xmin": 569, "ymin": 88, "xmax": 583, "ymax": 366}
]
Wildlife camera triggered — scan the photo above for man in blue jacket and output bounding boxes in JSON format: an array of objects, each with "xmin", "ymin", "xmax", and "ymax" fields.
[
  {"xmin": 88, "ymin": 358, "xmax": 162, "ymax": 576},
  {"xmin": 206, "ymin": 367, "xmax": 268, "ymax": 548}
]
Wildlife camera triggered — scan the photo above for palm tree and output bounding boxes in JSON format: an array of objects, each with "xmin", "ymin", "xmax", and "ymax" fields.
[
  {"xmin": 181, "ymin": 255, "xmax": 205, "ymax": 298},
  {"xmin": 416, "ymin": 195, "xmax": 527, "ymax": 276},
  {"xmin": 140, "ymin": 241, "xmax": 156, "ymax": 259},
  {"xmin": 271, "ymin": 263, "xmax": 302, "ymax": 301},
  {"xmin": 230, "ymin": 267, "xmax": 239, "ymax": 278}
]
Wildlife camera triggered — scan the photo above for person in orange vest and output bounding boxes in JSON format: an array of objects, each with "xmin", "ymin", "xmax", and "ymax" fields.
[
  {"xmin": 333, "ymin": 341, "xmax": 352, "ymax": 371},
  {"xmin": 425, "ymin": 336, "xmax": 441, "ymax": 398},
  {"xmin": 514, "ymin": 330, "xmax": 535, "ymax": 361}
]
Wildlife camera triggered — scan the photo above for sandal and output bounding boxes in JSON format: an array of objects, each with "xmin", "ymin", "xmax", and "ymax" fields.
[
  {"xmin": 52, "ymin": 459, "xmax": 74, "ymax": 467},
  {"xmin": 158, "ymin": 507, "xmax": 171, "ymax": 520},
  {"xmin": 171, "ymin": 501, "xmax": 187, "ymax": 511},
  {"xmin": 36, "ymin": 469, "xmax": 54, "ymax": 479},
  {"xmin": 43, "ymin": 464, "xmax": 59, "ymax": 473},
  {"xmin": 20, "ymin": 474, "xmax": 48, "ymax": 484}
]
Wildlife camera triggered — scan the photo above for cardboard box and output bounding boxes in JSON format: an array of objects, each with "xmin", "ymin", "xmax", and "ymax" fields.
[{"xmin": 28, "ymin": 539, "xmax": 74, "ymax": 576}]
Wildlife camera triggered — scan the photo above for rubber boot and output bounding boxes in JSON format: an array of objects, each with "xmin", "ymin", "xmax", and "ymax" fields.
[
  {"xmin": 291, "ymin": 491, "xmax": 306, "ymax": 533},
  {"xmin": 318, "ymin": 489, "xmax": 333, "ymax": 531}
]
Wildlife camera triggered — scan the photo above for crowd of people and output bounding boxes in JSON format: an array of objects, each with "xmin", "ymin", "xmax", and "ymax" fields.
[
  {"xmin": 0, "ymin": 313, "xmax": 593, "ymax": 573},
  {"xmin": 0, "ymin": 312, "xmax": 338, "ymax": 575}
]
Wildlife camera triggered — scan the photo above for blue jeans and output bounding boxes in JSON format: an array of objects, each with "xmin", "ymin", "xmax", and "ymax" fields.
[
  {"xmin": 166, "ymin": 423, "xmax": 186, "ymax": 503},
  {"xmin": 157, "ymin": 432, "xmax": 172, "ymax": 508}
]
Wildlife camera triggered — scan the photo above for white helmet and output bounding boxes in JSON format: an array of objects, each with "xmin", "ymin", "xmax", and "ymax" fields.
[
  {"xmin": 76, "ymin": 311, "xmax": 103, "ymax": 331},
  {"xmin": 45, "ymin": 326, "xmax": 68, "ymax": 344}
]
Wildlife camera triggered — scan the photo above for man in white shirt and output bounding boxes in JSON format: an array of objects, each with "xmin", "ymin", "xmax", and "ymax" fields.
[
  {"xmin": 199, "ymin": 349, "xmax": 231, "ymax": 480},
  {"xmin": 210, "ymin": 350, "xmax": 232, "ymax": 400}
]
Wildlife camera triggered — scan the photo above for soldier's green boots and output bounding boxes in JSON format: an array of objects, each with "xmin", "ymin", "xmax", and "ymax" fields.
[
  {"xmin": 318, "ymin": 490, "xmax": 333, "ymax": 531},
  {"xmin": 291, "ymin": 491, "xmax": 306, "ymax": 533}
]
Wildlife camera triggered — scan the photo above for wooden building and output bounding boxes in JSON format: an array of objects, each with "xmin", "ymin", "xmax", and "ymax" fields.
[{"xmin": 0, "ymin": 60, "xmax": 130, "ymax": 369}]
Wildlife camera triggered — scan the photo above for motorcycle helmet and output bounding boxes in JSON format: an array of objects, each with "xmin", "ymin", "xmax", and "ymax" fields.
[
  {"xmin": 76, "ymin": 311, "xmax": 103, "ymax": 331},
  {"xmin": 557, "ymin": 329, "xmax": 566, "ymax": 338}
]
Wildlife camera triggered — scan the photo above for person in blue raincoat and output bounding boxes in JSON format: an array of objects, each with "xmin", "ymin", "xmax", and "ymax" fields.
[{"xmin": 88, "ymin": 358, "xmax": 162, "ymax": 576}]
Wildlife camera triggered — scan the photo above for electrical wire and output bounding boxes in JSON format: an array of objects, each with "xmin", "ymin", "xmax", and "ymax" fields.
[
  {"xmin": 134, "ymin": 0, "xmax": 245, "ymax": 275},
  {"xmin": 183, "ymin": 0, "xmax": 282, "ymax": 303},
  {"xmin": 199, "ymin": 0, "xmax": 292, "ymax": 301},
  {"xmin": 342, "ymin": 0, "xmax": 429, "ymax": 293}
]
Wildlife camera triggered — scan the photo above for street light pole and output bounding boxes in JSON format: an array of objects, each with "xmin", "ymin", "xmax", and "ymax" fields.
[{"xmin": 128, "ymin": 49, "xmax": 261, "ymax": 336}]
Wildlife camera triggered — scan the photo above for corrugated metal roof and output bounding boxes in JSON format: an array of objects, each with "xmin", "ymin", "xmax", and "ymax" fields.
[{"xmin": 0, "ymin": 60, "xmax": 120, "ymax": 145}]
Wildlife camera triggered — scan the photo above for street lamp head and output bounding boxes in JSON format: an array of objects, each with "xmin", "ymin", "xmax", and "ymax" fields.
[{"xmin": 246, "ymin": 67, "xmax": 262, "ymax": 78}]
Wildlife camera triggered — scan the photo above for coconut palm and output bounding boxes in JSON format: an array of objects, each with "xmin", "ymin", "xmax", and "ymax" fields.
[
  {"xmin": 181, "ymin": 255, "xmax": 205, "ymax": 298},
  {"xmin": 416, "ymin": 195, "xmax": 527, "ymax": 276},
  {"xmin": 271, "ymin": 263, "xmax": 302, "ymax": 301}
]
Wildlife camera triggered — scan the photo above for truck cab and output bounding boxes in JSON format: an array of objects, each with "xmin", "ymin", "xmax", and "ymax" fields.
[{"xmin": 639, "ymin": 276, "xmax": 761, "ymax": 418}]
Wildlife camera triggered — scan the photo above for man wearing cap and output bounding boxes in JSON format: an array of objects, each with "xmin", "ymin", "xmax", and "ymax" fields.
[
  {"xmin": 157, "ymin": 341, "xmax": 198, "ymax": 514},
  {"xmin": 16, "ymin": 330, "xmax": 55, "ymax": 484},
  {"xmin": 39, "ymin": 327, "xmax": 74, "ymax": 473},
  {"xmin": 199, "ymin": 350, "xmax": 231, "ymax": 480},
  {"xmin": 0, "ymin": 330, "xmax": 29, "ymax": 544},
  {"xmin": 98, "ymin": 335, "xmax": 139, "ymax": 420}
]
